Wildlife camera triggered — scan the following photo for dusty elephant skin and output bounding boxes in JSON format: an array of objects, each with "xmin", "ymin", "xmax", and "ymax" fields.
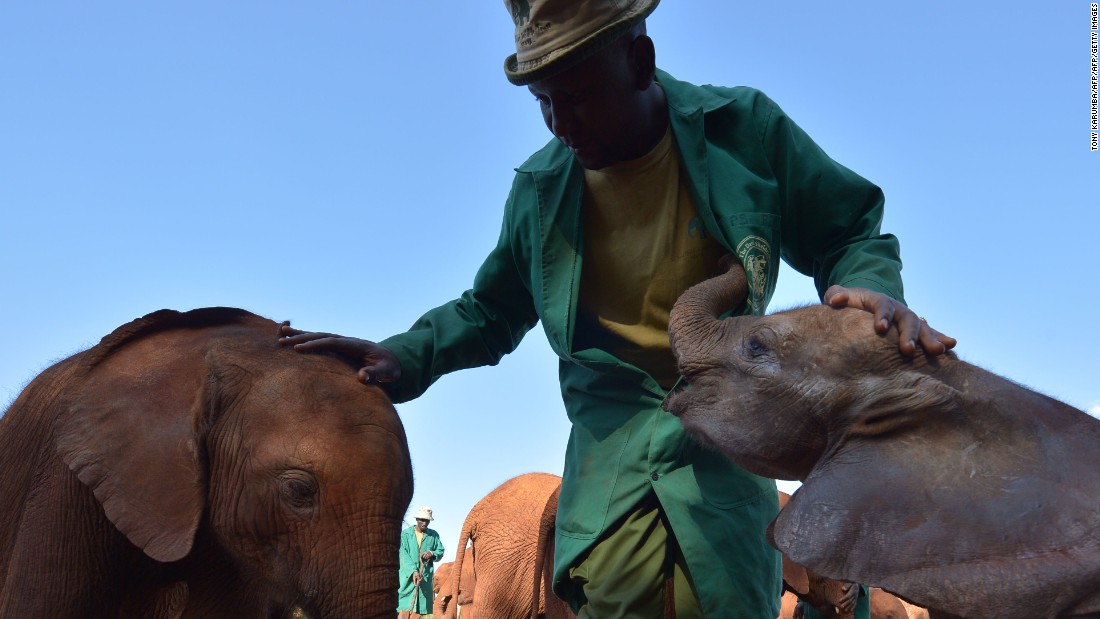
[
  {"xmin": 665, "ymin": 264, "xmax": 1100, "ymax": 619},
  {"xmin": 0, "ymin": 307, "xmax": 413, "ymax": 618},
  {"xmin": 779, "ymin": 491, "xmax": 863, "ymax": 619},
  {"xmin": 780, "ymin": 492, "xmax": 914, "ymax": 619},
  {"xmin": 445, "ymin": 472, "xmax": 573, "ymax": 619}
]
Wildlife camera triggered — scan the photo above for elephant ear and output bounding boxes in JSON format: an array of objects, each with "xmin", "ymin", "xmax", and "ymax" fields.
[
  {"xmin": 776, "ymin": 492, "xmax": 810, "ymax": 596},
  {"xmin": 767, "ymin": 368, "xmax": 1100, "ymax": 617},
  {"xmin": 767, "ymin": 370, "xmax": 962, "ymax": 587},
  {"xmin": 54, "ymin": 309, "xmax": 249, "ymax": 563}
]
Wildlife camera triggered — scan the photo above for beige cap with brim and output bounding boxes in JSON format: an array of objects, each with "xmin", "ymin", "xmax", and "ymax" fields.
[{"xmin": 503, "ymin": 0, "xmax": 660, "ymax": 86}]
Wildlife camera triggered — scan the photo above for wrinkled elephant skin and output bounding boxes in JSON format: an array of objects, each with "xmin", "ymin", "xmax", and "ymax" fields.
[
  {"xmin": 666, "ymin": 264, "xmax": 1100, "ymax": 619},
  {"xmin": 434, "ymin": 560, "xmax": 475, "ymax": 618},
  {"xmin": 0, "ymin": 307, "xmax": 413, "ymax": 618},
  {"xmin": 779, "ymin": 492, "xmax": 860, "ymax": 619},
  {"xmin": 445, "ymin": 473, "xmax": 573, "ymax": 619}
]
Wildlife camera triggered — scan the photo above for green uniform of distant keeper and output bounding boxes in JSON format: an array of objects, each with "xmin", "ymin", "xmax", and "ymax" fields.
[
  {"xmin": 396, "ymin": 506, "xmax": 444, "ymax": 617},
  {"xmin": 281, "ymin": 0, "xmax": 956, "ymax": 616}
]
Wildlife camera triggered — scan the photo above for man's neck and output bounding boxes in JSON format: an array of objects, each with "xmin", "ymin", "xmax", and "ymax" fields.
[
  {"xmin": 640, "ymin": 83, "xmax": 669, "ymax": 155},
  {"xmin": 625, "ymin": 82, "xmax": 669, "ymax": 162}
]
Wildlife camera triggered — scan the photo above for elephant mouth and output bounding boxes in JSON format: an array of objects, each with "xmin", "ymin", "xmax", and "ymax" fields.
[
  {"xmin": 664, "ymin": 393, "xmax": 723, "ymax": 450},
  {"xmin": 662, "ymin": 388, "xmax": 694, "ymax": 419},
  {"xmin": 281, "ymin": 602, "xmax": 317, "ymax": 619}
]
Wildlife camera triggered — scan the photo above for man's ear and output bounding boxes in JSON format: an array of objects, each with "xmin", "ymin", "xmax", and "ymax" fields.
[{"xmin": 630, "ymin": 34, "xmax": 657, "ymax": 89}]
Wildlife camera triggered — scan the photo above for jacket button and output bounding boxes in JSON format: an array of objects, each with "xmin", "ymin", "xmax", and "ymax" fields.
[{"xmin": 650, "ymin": 472, "xmax": 659, "ymax": 481}]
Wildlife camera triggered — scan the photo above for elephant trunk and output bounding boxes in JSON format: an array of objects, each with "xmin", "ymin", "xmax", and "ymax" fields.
[
  {"xmin": 310, "ymin": 563, "xmax": 396, "ymax": 619},
  {"xmin": 305, "ymin": 515, "xmax": 401, "ymax": 619},
  {"xmin": 668, "ymin": 257, "xmax": 749, "ymax": 378}
]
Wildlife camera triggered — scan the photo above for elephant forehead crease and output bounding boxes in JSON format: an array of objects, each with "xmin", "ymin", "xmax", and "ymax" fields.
[{"xmin": 344, "ymin": 420, "xmax": 406, "ymax": 438}]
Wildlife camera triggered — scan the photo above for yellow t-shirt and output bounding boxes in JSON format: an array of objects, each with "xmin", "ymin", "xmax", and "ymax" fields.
[{"xmin": 575, "ymin": 127, "xmax": 727, "ymax": 389}]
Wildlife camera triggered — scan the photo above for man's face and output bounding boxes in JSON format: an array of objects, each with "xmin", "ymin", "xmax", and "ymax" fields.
[
  {"xmin": 528, "ymin": 35, "xmax": 650, "ymax": 170},
  {"xmin": 415, "ymin": 518, "xmax": 429, "ymax": 532}
]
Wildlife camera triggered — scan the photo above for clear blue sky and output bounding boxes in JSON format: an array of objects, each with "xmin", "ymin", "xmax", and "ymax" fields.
[{"xmin": 2, "ymin": 2, "xmax": 1097, "ymax": 563}]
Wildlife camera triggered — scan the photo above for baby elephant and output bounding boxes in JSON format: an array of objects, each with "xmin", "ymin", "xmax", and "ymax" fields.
[
  {"xmin": 0, "ymin": 307, "xmax": 413, "ymax": 618},
  {"xmin": 665, "ymin": 261, "xmax": 1100, "ymax": 619}
]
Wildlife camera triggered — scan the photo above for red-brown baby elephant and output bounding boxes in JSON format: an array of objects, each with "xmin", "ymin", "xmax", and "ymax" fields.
[
  {"xmin": 434, "ymin": 559, "xmax": 475, "ymax": 617},
  {"xmin": 445, "ymin": 472, "xmax": 574, "ymax": 619},
  {"xmin": 0, "ymin": 307, "xmax": 413, "ymax": 618},
  {"xmin": 665, "ymin": 262, "xmax": 1100, "ymax": 619}
]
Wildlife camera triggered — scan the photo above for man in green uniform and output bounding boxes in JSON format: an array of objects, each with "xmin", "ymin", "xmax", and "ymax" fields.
[
  {"xmin": 397, "ymin": 506, "xmax": 444, "ymax": 618},
  {"xmin": 281, "ymin": 1, "xmax": 955, "ymax": 616}
]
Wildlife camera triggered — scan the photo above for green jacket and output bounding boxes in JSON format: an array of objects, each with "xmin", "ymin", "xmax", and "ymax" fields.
[
  {"xmin": 396, "ymin": 526, "xmax": 444, "ymax": 614},
  {"xmin": 381, "ymin": 70, "xmax": 904, "ymax": 618}
]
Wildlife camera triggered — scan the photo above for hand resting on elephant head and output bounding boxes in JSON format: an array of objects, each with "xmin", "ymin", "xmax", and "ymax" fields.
[
  {"xmin": 822, "ymin": 284, "xmax": 955, "ymax": 358},
  {"xmin": 279, "ymin": 325, "xmax": 401, "ymax": 385},
  {"xmin": 665, "ymin": 260, "xmax": 1100, "ymax": 619},
  {"xmin": 0, "ymin": 307, "xmax": 414, "ymax": 618}
]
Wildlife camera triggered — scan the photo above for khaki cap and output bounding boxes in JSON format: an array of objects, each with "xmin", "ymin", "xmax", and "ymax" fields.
[{"xmin": 502, "ymin": 0, "xmax": 659, "ymax": 85}]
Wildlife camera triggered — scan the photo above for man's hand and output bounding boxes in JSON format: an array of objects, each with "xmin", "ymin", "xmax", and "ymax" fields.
[
  {"xmin": 412, "ymin": 571, "xmax": 422, "ymax": 586},
  {"xmin": 836, "ymin": 582, "xmax": 859, "ymax": 614},
  {"xmin": 278, "ymin": 324, "xmax": 402, "ymax": 384},
  {"xmin": 420, "ymin": 551, "xmax": 434, "ymax": 562},
  {"xmin": 824, "ymin": 285, "xmax": 956, "ymax": 357}
]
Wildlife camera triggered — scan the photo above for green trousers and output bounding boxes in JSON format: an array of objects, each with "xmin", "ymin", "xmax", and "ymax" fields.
[{"xmin": 566, "ymin": 494, "xmax": 704, "ymax": 619}]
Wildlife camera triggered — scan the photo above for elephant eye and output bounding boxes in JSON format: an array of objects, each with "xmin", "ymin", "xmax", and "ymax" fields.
[
  {"xmin": 744, "ymin": 334, "xmax": 770, "ymax": 357},
  {"xmin": 278, "ymin": 470, "xmax": 320, "ymax": 512}
]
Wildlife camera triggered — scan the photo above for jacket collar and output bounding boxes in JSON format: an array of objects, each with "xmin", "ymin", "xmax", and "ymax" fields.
[
  {"xmin": 657, "ymin": 68, "xmax": 738, "ymax": 116},
  {"xmin": 517, "ymin": 70, "xmax": 737, "ymax": 364}
]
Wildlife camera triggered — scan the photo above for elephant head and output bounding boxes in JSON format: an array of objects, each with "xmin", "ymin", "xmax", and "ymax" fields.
[
  {"xmin": 1, "ymin": 307, "xmax": 412, "ymax": 617},
  {"xmin": 665, "ymin": 261, "xmax": 1100, "ymax": 618}
]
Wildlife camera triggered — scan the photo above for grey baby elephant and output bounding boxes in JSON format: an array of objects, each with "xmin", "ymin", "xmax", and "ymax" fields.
[{"xmin": 665, "ymin": 261, "xmax": 1100, "ymax": 619}]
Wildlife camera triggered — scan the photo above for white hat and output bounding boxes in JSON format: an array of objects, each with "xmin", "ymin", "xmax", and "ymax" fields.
[{"xmin": 414, "ymin": 506, "xmax": 434, "ymax": 522}]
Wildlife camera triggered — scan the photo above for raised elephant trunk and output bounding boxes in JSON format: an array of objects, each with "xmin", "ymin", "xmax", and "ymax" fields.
[{"xmin": 668, "ymin": 256, "xmax": 749, "ymax": 378}]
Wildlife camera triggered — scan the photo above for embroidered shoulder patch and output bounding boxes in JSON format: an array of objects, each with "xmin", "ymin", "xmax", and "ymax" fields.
[{"xmin": 736, "ymin": 235, "xmax": 771, "ymax": 314}]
